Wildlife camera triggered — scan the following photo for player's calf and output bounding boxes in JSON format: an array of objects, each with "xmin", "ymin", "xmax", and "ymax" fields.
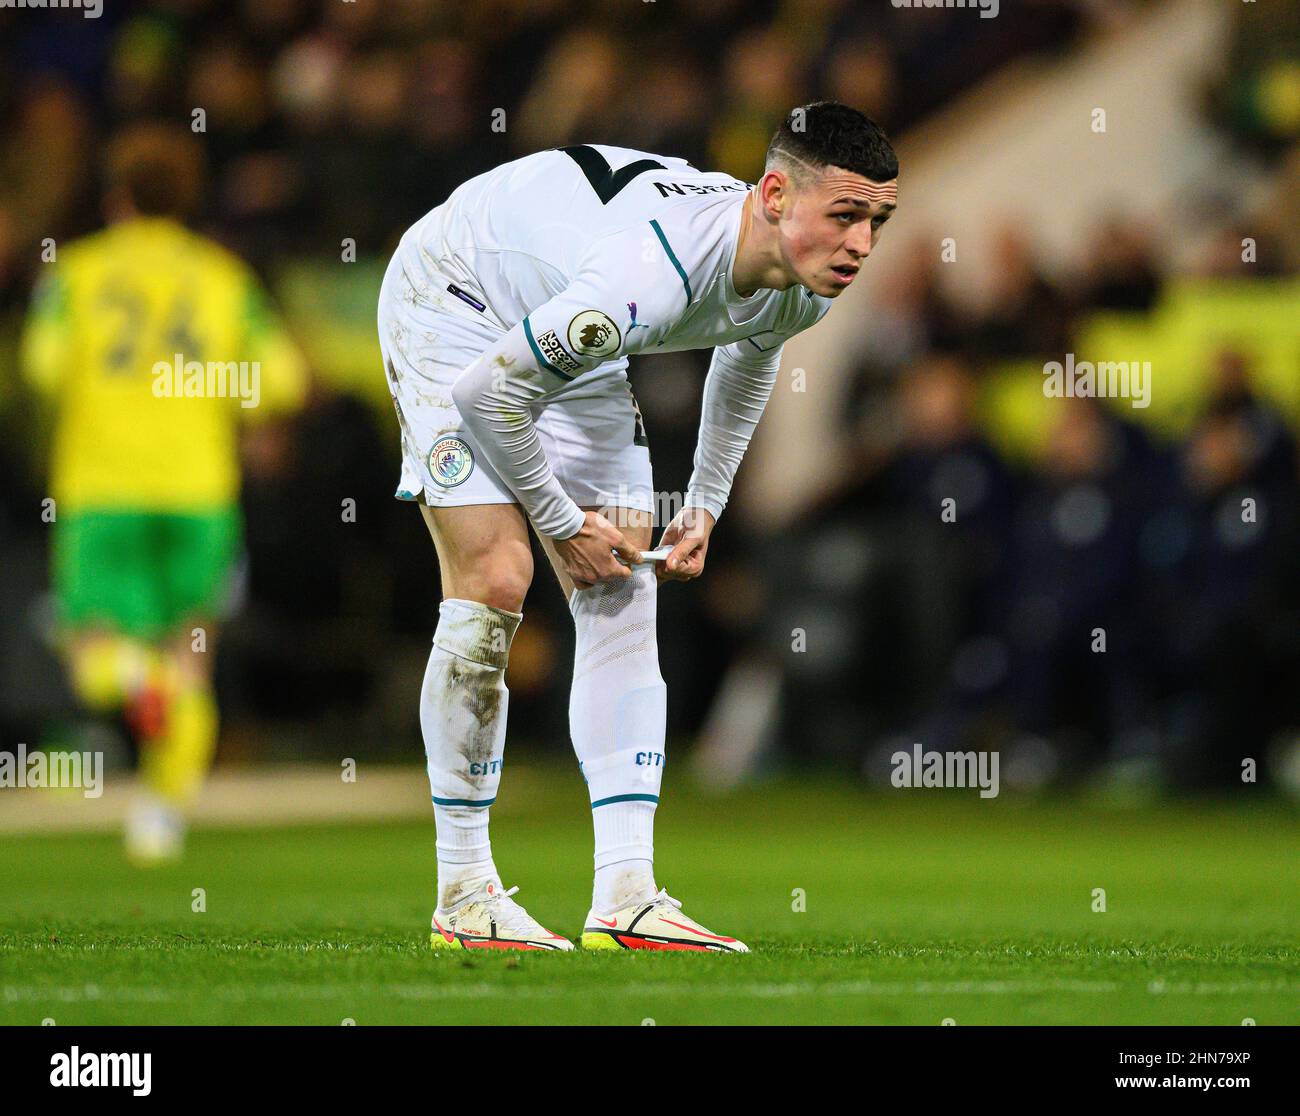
[
  {"xmin": 423, "ymin": 598, "xmax": 521, "ymax": 910},
  {"xmin": 569, "ymin": 563, "xmax": 666, "ymax": 915}
]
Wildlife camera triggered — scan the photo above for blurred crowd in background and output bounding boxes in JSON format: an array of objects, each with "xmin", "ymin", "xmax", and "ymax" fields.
[{"xmin": 1, "ymin": 0, "xmax": 1297, "ymax": 793}]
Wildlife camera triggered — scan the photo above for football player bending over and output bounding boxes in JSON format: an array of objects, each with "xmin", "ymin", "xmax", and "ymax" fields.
[{"xmin": 378, "ymin": 102, "xmax": 898, "ymax": 950}]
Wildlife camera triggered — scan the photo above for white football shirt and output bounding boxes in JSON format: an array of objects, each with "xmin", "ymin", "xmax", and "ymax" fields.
[{"xmin": 391, "ymin": 144, "xmax": 834, "ymax": 537}]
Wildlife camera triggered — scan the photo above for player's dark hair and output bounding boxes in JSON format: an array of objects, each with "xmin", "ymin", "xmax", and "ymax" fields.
[
  {"xmin": 104, "ymin": 123, "xmax": 207, "ymax": 219},
  {"xmin": 767, "ymin": 102, "xmax": 898, "ymax": 184}
]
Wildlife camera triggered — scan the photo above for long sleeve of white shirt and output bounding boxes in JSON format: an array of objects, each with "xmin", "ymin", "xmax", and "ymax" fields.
[
  {"xmin": 450, "ymin": 324, "xmax": 588, "ymax": 540},
  {"xmin": 450, "ymin": 229, "xmax": 686, "ymax": 539},
  {"xmin": 446, "ymin": 204, "xmax": 822, "ymax": 537},
  {"xmin": 684, "ymin": 340, "xmax": 782, "ymax": 521}
]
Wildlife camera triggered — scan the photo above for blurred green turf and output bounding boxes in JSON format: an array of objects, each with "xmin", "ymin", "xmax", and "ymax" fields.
[{"xmin": 1, "ymin": 766, "xmax": 1297, "ymax": 1025}]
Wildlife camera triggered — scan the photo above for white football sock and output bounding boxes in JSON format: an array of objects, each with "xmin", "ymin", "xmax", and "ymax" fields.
[
  {"xmin": 568, "ymin": 564, "xmax": 665, "ymax": 914},
  {"xmin": 593, "ymin": 854, "xmax": 657, "ymax": 915},
  {"xmin": 421, "ymin": 597, "xmax": 521, "ymax": 910}
]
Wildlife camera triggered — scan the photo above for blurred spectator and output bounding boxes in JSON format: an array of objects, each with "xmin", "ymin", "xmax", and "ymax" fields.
[
  {"xmin": 711, "ymin": 28, "xmax": 803, "ymax": 179},
  {"xmin": 969, "ymin": 223, "xmax": 1075, "ymax": 360},
  {"xmin": 1080, "ymin": 216, "xmax": 1162, "ymax": 312},
  {"xmin": 1002, "ymin": 398, "xmax": 1158, "ymax": 776},
  {"xmin": 1145, "ymin": 352, "xmax": 1300, "ymax": 785},
  {"xmin": 513, "ymin": 29, "xmax": 624, "ymax": 154}
]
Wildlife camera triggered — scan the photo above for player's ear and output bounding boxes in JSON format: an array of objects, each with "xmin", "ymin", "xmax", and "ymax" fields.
[{"xmin": 757, "ymin": 170, "xmax": 789, "ymax": 220}]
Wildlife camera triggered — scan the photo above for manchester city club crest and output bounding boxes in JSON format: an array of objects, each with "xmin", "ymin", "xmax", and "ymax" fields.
[{"xmin": 428, "ymin": 436, "xmax": 474, "ymax": 488}]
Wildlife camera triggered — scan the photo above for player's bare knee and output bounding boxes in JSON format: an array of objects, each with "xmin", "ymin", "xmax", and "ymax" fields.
[
  {"xmin": 439, "ymin": 535, "xmax": 532, "ymax": 612},
  {"xmin": 475, "ymin": 576, "xmax": 530, "ymax": 614},
  {"xmin": 464, "ymin": 557, "xmax": 533, "ymax": 613}
]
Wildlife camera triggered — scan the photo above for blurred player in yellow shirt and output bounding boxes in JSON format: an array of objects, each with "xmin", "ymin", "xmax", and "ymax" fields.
[{"xmin": 21, "ymin": 124, "xmax": 307, "ymax": 861}]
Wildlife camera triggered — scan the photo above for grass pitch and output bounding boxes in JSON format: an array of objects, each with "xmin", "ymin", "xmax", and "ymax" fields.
[{"xmin": 2, "ymin": 766, "xmax": 1296, "ymax": 1025}]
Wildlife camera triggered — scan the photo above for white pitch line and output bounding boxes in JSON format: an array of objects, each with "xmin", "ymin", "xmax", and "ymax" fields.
[{"xmin": 3, "ymin": 979, "xmax": 1296, "ymax": 1005}]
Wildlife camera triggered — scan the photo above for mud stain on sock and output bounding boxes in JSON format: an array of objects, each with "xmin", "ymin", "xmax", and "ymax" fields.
[{"xmin": 443, "ymin": 658, "xmax": 503, "ymax": 765}]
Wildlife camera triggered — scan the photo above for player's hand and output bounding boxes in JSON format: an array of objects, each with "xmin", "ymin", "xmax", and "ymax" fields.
[
  {"xmin": 553, "ymin": 511, "xmax": 641, "ymax": 591},
  {"xmin": 657, "ymin": 506, "xmax": 715, "ymax": 583}
]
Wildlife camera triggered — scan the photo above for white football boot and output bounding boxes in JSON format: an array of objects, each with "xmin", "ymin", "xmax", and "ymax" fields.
[
  {"xmin": 581, "ymin": 889, "xmax": 749, "ymax": 952},
  {"xmin": 430, "ymin": 881, "xmax": 574, "ymax": 951},
  {"xmin": 124, "ymin": 795, "xmax": 185, "ymax": 865}
]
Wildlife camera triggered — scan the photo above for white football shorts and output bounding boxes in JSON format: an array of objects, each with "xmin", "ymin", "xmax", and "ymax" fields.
[{"xmin": 377, "ymin": 256, "xmax": 653, "ymax": 519}]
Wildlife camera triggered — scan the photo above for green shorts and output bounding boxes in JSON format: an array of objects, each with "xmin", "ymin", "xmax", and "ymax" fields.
[{"xmin": 53, "ymin": 508, "xmax": 242, "ymax": 640}]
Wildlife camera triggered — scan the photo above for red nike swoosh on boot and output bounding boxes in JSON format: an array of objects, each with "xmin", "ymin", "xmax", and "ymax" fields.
[
  {"xmin": 592, "ymin": 915, "xmax": 618, "ymax": 927},
  {"xmin": 660, "ymin": 917, "xmax": 736, "ymax": 942}
]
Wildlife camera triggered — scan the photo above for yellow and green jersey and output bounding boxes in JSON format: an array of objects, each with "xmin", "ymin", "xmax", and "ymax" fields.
[{"xmin": 21, "ymin": 217, "xmax": 307, "ymax": 512}]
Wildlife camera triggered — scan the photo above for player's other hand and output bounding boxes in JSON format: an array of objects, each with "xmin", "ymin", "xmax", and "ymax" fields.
[
  {"xmin": 658, "ymin": 506, "xmax": 715, "ymax": 583},
  {"xmin": 554, "ymin": 511, "xmax": 641, "ymax": 590}
]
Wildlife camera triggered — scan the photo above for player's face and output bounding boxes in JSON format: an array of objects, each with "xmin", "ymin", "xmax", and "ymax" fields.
[{"xmin": 782, "ymin": 168, "xmax": 897, "ymax": 297}]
